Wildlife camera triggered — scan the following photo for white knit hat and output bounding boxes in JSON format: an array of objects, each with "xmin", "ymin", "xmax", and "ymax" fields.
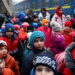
[
  {"xmin": 50, "ymin": 21, "xmax": 62, "ymax": 32},
  {"xmin": 0, "ymin": 40, "xmax": 7, "ymax": 46}
]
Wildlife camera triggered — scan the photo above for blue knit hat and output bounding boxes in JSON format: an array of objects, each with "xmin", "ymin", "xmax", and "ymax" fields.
[
  {"xmin": 29, "ymin": 31, "xmax": 45, "ymax": 48},
  {"xmin": 5, "ymin": 23, "xmax": 14, "ymax": 32},
  {"xmin": 31, "ymin": 23, "xmax": 39, "ymax": 28}
]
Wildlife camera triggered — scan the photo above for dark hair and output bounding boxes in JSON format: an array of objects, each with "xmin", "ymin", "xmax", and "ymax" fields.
[{"xmin": 41, "ymin": 8, "xmax": 46, "ymax": 12}]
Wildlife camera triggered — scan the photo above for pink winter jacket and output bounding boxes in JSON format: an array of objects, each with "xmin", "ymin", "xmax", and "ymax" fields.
[
  {"xmin": 51, "ymin": 13, "xmax": 66, "ymax": 28},
  {"xmin": 36, "ymin": 26, "xmax": 52, "ymax": 48}
]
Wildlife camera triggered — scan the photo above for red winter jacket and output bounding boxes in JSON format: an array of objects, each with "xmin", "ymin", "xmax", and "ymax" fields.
[
  {"xmin": 4, "ymin": 54, "xmax": 20, "ymax": 75},
  {"xmin": 0, "ymin": 36, "xmax": 18, "ymax": 53},
  {"xmin": 36, "ymin": 26, "xmax": 52, "ymax": 48},
  {"xmin": 18, "ymin": 28, "xmax": 27, "ymax": 43},
  {"xmin": 62, "ymin": 31, "xmax": 72, "ymax": 47},
  {"xmin": 63, "ymin": 68, "xmax": 72, "ymax": 75},
  {"xmin": 70, "ymin": 30, "xmax": 75, "ymax": 42},
  {"xmin": 2, "ymin": 68, "xmax": 15, "ymax": 75}
]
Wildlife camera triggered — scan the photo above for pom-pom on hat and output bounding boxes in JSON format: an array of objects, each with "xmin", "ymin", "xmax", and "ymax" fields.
[
  {"xmin": 29, "ymin": 31, "xmax": 45, "ymax": 48},
  {"xmin": 42, "ymin": 19, "xmax": 49, "ymax": 25}
]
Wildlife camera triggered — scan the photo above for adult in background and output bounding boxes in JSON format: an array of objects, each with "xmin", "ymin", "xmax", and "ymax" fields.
[
  {"xmin": 38, "ymin": 8, "xmax": 50, "ymax": 23},
  {"xmin": 51, "ymin": 6, "xmax": 66, "ymax": 29}
]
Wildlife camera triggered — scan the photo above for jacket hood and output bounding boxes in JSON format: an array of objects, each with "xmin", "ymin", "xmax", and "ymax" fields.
[
  {"xmin": 55, "ymin": 6, "xmax": 62, "ymax": 17},
  {"xmin": 65, "ymin": 42, "xmax": 75, "ymax": 74}
]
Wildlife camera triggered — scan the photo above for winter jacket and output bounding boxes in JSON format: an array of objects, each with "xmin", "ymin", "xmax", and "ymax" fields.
[
  {"xmin": 18, "ymin": 28, "xmax": 27, "ymax": 43},
  {"xmin": 2, "ymin": 68, "xmax": 15, "ymax": 75},
  {"xmin": 36, "ymin": 26, "xmax": 52, "ymax": 48},
  {"xmin": 71, "ymin": 18, "xmax": 75, "ymax": 28},
  {"xmin": 38, "ymin": 12, "xmax": 50, "ymax": 22},
  {"xmin": 21, "ymin": 47, "xmax": 53, "ymax": 75},
  {"xmin": 51, "ymin": 13, "xmax": 66, "ymax": 28},
  {"xmin": 23, "ymin": 43, "xmax": 32, "ymax": 56},
  {"xmin": 0, "ymin": 35, "xmax": 24, "ymax": 63},
  {"xmin": 4, "ymin": 54, "xmax": 20, "ymax": 75},
  {"xmin": 70, "ymin": 30, "xmax": 75, "ymax": 42},
  {"xmin": 0, "ymin": 36, "xmax": 18, "ymax": 53},
  {"xmin": 63, "ymin": 68, "xmax": 72, "ymax": 75},
  {"xmin": 65, "ymin": 42, "xmax": 75, "ymax": 75},
  {"xmin": 62, "ymin": 31, "xmax": 72, "ymax": 47},
  {"xmin": 50, "ymin": 31, "xmax": 66, "ymax": 55}
]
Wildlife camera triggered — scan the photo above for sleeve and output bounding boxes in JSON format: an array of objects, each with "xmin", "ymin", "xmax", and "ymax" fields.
[{"xmin": 11, "ymin": 58, "xmax": 20, "ymax": 75}]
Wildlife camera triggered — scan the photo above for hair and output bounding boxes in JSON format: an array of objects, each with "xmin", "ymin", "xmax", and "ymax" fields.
[{"xmin": 41, "ymin": 8, "xmax": 46, "ymax": 12}]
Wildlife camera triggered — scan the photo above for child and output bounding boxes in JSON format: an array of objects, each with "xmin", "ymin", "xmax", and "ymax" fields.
[
  {"xmin": 63, "ymin": 21, "xmax": 72, "ymax": 46},
  {"xmin": 0, "ymin": 40, "xmax": 20, "ymax": 75},
  {"xmin": 36, "ymin": 19, "xmax": 51, "ymax": 49},
  {"xmin": 31, "ymin": 54, "xmax": 57, "ymax": 75},
  {"xmin": 21, "ymin": 31, "xmax": 53, "ymax": 75},
  {"xmin": 50, "ymin": 21, "xmax": 66, "ymax": 55},
  {"xmin": 23, "ymin": 32, "xmax": 32, "ymax": 56}
]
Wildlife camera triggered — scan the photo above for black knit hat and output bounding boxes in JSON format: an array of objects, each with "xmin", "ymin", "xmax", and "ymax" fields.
[{"xmin": 33, "ymin": 54, "xmax": 57, "ymax": 74}]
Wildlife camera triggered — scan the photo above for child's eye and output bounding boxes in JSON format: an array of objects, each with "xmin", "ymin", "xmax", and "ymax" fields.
[
  {"xmin": 36, "ymin": 68, "xmax": 42, "ymax": 72},
  {"xmin": 45, "ymin": 68, "xmax": 52, "ymax": 72}
]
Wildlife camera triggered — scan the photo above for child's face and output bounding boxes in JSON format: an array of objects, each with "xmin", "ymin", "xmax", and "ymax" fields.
[
  {"xmin": 59, "ymin": 9, "xmax": 63, "ymax": 14},
  {"xmin": 35, "ymin": 65, "xmax": 54, "ymax": 75},
  {"xmin": 6, "ymin": 32, "xmax": 14, "ymax": 38},
  {"xmin": 0, "ymin": 46, "xmax": 7, "ymax": 57},
  {"xmin": 34, "ymin": 38, "xmax": 44, "ymax": 50},
  {"xmin": 34, "ymin": 18, "xmax": 39, "ymax": 22},
  {"xmin": 44, "ymin": 23, "xmax": 49, "ymax": 27},
  {"xmin": 64, "ymin": 26, "xmax": 72, "ymax": 32}
]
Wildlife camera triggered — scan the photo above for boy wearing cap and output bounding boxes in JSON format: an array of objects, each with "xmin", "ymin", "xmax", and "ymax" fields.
[
  {"xmin": 33, "ymin": 54, "xmax": 57, "ymax": 75},
  {"xmin": 0, "ymin": 23, "xmax": 24, "ymax": 67},
  {"xmin": 0, "ymin": 40, "xmax": 20, "ymax": 75}
]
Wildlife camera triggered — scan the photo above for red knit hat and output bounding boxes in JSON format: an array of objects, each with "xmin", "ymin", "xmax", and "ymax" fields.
[
  {"xmin": 64, "ymin": 21, "xmax": 72, "ymax": 27},
  {"xmin": 42, "ymin": 19, "xmax": 49, "ymax": 25},
  {"xmin": 14, "ymin": 24, "xmax": 20, "ymax": 31},
  {"xmin": 22, "ymin": 22, "xmax": 29, "ymax": 28}
]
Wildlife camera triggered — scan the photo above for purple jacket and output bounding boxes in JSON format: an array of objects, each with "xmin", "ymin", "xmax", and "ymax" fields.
[{"xmin": 50, "ymin": 31, "xmax": 66, "ymax": 55}]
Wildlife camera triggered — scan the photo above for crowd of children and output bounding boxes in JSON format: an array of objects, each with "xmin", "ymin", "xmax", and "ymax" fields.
[{"xmin": 0, "ymin": 5, "xmax": 75, "ymax": 75}]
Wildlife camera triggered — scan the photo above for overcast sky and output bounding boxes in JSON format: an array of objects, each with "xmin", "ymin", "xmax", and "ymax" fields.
[{"xmin": 13, "ymin": 0, "xmax": 24, "ymax": 4}]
